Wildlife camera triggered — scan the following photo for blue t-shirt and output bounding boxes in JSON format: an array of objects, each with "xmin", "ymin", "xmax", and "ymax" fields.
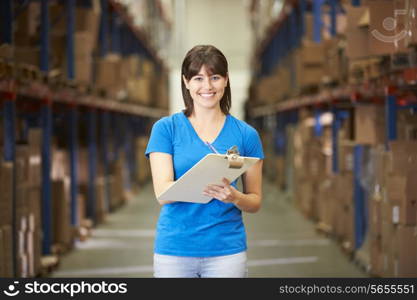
[{"xmin": 145, "ymin": 111, "xmax": 264, "ymax": 257}]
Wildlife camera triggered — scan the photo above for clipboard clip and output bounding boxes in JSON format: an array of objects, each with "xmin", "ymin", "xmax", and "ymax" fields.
[{"xmin": 226, "ymin": 146, "xmax": 244, "ymax": 169}]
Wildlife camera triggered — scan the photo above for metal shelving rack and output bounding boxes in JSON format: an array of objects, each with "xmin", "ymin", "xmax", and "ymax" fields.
[
  {"xmin": 0, "ymin": 0, "xmax": 169, "ymax": 276},
  {"xmin": 249, "ymin": 0, "xmax": 417, "ymax": 254}
]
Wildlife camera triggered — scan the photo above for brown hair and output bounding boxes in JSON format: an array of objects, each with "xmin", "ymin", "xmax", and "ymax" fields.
[{"xmin": 181, "ymin": 45, "xmax": 231, "ymax": 117}]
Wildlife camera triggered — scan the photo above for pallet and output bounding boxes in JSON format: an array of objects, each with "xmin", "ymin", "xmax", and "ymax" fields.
[
  {"xmin": 16, "ymin": 63, "xmax": 41, "ymax": 82},
  {"xmin": 51, "ymin": 243, "xmax": 73, "ymax": 256},
  {"xmin": 315, "ymin": 221, "xmax": 333, "ymax": 237},
  {"xmin": 0, "ymin": 60, "xmax": 15, "ymax": 79},
  {"xmin": 39, "ymin": 255, "xmax": 59, "ymax": 277},
  {"xmin": 74, "ymin": 220, "xmax": 93, "ymax": 242},
  {"xmin": 340, "ymin": 240, "xmax": 355, "ymax": 258}
]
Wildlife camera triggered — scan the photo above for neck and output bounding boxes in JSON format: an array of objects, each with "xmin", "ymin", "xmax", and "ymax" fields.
[{"xmin": 189, "ymin": 106, "xmax": 225, "ymax": 124}]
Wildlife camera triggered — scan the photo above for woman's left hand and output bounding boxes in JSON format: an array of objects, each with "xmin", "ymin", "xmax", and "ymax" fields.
[{"xmin": 203, "ymin": 178, "xmax": 239, "ymax": 204}]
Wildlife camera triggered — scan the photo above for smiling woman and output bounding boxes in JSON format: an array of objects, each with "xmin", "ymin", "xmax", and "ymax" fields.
[{"xmin": 144, "ymin": 45, "xmax": 264, "ymax": 278}]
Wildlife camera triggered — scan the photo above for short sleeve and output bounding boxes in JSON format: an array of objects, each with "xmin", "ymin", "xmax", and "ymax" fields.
[
  {"xmin": 244, "ymin": 126, "xmax": 264, "ymax": 159},
  {"xmin": 145, "ymin": 117, "xmax": 173, "ymax": 158}
]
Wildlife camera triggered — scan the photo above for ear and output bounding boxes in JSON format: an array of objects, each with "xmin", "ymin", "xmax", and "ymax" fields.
[
  {"xmin": 225, "ymin": 74, "xmax": 229, "ymax": 87},
  {"xmin": 182, "ymin": 75, "xmax": 190, "ymax": 89}
]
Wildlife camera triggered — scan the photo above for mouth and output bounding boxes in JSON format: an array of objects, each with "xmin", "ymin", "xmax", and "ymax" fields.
[{"xmin": 199, "ymin": 92, "xmax": 216, "ymax": 99}]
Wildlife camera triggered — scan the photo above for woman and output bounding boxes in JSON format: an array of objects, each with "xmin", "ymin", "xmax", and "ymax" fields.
[{"xmin": 145, "ymin": 45, "xmax": 264, "ymax": 278}]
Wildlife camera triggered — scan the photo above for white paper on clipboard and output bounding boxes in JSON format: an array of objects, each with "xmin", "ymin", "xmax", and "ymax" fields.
[{"xmin": 157, "ymin": 153, "xmax": 259, "ymax": 204}]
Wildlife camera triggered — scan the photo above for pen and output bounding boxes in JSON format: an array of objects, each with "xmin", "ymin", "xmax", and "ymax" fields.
[{"xmin": 205, "ymin": 141, "xmax": 220, "ymax": 154}]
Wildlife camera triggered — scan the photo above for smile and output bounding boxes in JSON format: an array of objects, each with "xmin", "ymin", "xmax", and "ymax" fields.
[{"xmin": 199, "ymin": 93, "xmax": 216, "ymax": 98}]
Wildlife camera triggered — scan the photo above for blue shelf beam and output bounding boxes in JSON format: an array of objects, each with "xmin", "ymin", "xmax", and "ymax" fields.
[
  {"xmin": 0, "ymin": 0, "xmax": 13, "ymax": 44},
  {"xmin": 314, "ymin": 109, "xmax": 323, "ymax": 137},
  {"xmin": 66, "ymin": 0, "xmax": 76, "ymax": 80},
  {"xmin": 329, "ymin": 0, "xmax": 337, "ymax": 37},
  {"xmin": 87, "ymin": 109, "xmax": 98, "ymax": 224},
  {"xmin": 99, "ymin": 0, "xmax": 109, "ymax": 57},
  {"xmin": 353, "ymin": 145, "xmax": 367, "ymax": 250},
  {"xmin": 331, "ymin": 109, "xmax": 349, "ymax": 174},
  {"xmin": 69, "ymin": 107, "xmax": 78, "ymax": 226},
  {"xmin": 41, "ymin": 100, "xmax": 53, "ymax": 255},
  {"xmin": 386, "ymin": 94, "xmax": 397, "ymax": 141},
  {"xmin": 3, "ymin": 94, "xmax": 16, "ymax": 276},
  {"xmin": 110, "ymin": 11, "xmax": 121, "ymax": 54},
  {"xmin": 313, "ymin": 0, "xmax": 324, "ymax": 43},
  {"xmin": 40, "ymin": 0, "xmax": 50, "ymax": 72},
  {"xmin": 100, "ymin": 111, "xmax": 111, "ymax": 212}
]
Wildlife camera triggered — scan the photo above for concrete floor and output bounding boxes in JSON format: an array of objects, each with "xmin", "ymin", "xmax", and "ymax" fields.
[{"xmin": 51, "ymin": 180, "xmax": 367, "ymax": 278}]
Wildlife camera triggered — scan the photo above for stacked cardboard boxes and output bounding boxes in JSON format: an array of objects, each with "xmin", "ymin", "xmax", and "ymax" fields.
[
  {"xmin": 27, "ymin": 129, "xmax": 43, "ymax": 277},
  {"xmin": 135, "ymin": 136, "xmax": 151, "ymax": 185},
  {"xmin": 13, "ymin": 2, "xmax": 41, "ymax": 67},
  {"xmin": 354, "ymin": 105, "xmax": 385, "ymax": 145},
  {"xmin": 15, "ymin": 144, "xmax": 30, "ymax": 277},
  {"xmin": 96, "ymin": 54, "xmax": 127, "ymax": 100},
  {"xmin": 52, "ymin": 178, "xmax": 72, "ymax": 250},
  {"xmin": 369, "ymin": 141, "xmax": 417, "ymax": 277},
  {"xmin": 50, "ymin": 147, "xmax": 73, "ymax": 250},
  {"xmin": 49, "ymin": 3, "xmax": 100, "ymax": 83},
  {"xmin": 0, "ymin": 161, "xmax": 14, "ymax": 277}
]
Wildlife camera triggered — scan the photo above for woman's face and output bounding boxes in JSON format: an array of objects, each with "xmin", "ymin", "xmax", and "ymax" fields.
[{"xmin": 183, "ymin": 65, "xmax": 228, "ymax": 111}]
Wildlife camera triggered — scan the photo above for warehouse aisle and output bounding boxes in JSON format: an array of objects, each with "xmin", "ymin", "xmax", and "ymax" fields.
[{"xmin": 51, "ymin": 180, "xmax": 367, "ymax": 278}]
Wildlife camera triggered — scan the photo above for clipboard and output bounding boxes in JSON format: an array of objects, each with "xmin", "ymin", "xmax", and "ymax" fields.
[{"xmin": 157, "ymin": 152, "xmax": 259, "ymax": 204}]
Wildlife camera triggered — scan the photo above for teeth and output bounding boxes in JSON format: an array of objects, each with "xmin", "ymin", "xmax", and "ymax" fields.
[{"xmin": 200, "ymin": 93, "xmax": 215, "ymax": 97}]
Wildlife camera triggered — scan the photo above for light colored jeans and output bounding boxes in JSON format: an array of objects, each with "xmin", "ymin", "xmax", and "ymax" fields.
[{"xmin": 153, "ymin": 251, "xmax": 248, "ymax": 278}]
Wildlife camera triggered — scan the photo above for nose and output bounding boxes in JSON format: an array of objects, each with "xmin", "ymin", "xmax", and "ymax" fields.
[{"xmin": 202, "ymin": 77, "xmax": 213, "ymax": 90}]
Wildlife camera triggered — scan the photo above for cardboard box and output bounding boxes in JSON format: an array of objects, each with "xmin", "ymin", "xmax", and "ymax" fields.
[
  {"xmin": 381, "ymin": 221, "xmax": 396, "ymax": 277},
  {"xmin": 127, "ymin": 78, "xmax": 151, "ymax": 105},
  {"xmin": 95, "ymin": 54, "xmax": 126, "ymax": 97},
  {"xmin": 387, "ymin": 141, "xmax": 417, "ymax": 174},
  {"xmin": 370, "ymin": 192, "xmax": 383, "ymax": 237},
  {"xmin": 14, "ymin": 47, "xmax": 40, "ymax": 67},
  {"xmin": 392, "ymin": 225, "xmax": 417, "ymax": 277},
  {"xmin": 299, "ymin": 40, "xmax": 326, "ymax": 65},
  {"xmin": 405, "ymin": 0, "xmax": 417, "ymax": 46},
  {"xmin": 95, "ymin": 177, "xmax": 107, "ymax": 224},
  {"xmin": 296, "ymin": 63, "xmax": 325, "ymax": 88},
  {"xmin": 77, "ymin": 193, "xmax": 86, "ymax": 227},
  {"xmin": 124, "ymin": 55, "xmax": 141, "ymax": 78},
  {"xmin": 373, "ymin": 145, "xmax": 389, "ymax": 188},
  {"xmin": 338, "ymin": 141, "xmax": 355, "ymax": 172},
  {"xmin": 0, "ymin": 162, "xmax": 13, "ymax": 227},
  {"xmin": 317, "ymin": 177, "xmax": 335, "ymax": 229},
  {"xmin": 0, "ymin": 44, "xmax": 14, "ymax": 60},
  {"xmin": 73, "ymin": 56, "xmax": 93, "ymax": 84},
  {"xmin": 370, "ymin": 235, "xmax": 383, "ymax": 276},
  {"xmin": 50, "ymin": 5, "xmax": 100, "ymax": 48},
  {"xmin": 386, "ymin": 172, "xmax": 417, "ymax": 225},
  {"xmin": 15, "ymin": 145, "xmax": 30, "ymax": 184},
  {"xmin": 323, "ymin": 38, "xmax": 346, "ymax": 82},
  {"xmin": 354, "ymin": 105, "xmax": 385, "ymax": 145},
  {"xmin": 52, "ymin": 178, "xmax": 72, "ymax": 247},
  {"xmin": 142, "ymin": 60, "xmax": 155, "ymax": 77},
  {"xmin": 0, "ymin": 225, "xmax": 13, "ymax": 277},
  {"xmin": 14, "ymin": 2, "xmax": 40, "ymax": 42},
  {"xmin": 49, "ymin": 33, "xmax": 66, "ymax": 70},
  {"xmin": 28, "ymin": 187, "xmax": 42, "ymax": 230},
  {"xmin": 51, "ymin": 148, "xmax": 70, "ymax": 181},
  {"xmin": 397, "ymin": 109, "xmax": 417, "ymax": 141},
  {"xmin": 345, "ymin": 5, "xmax": 370, "ymax": 59},
  {"xmin": 369, "ymin": 0, "xmax": 408, "ymax": 56},
  {"xmin": 0, "ymin": 228, "xmax": 4, "ymax": 276},
  {"xmin": 74, "ymin": 32, "xmax": 94, "ymax": 58}
]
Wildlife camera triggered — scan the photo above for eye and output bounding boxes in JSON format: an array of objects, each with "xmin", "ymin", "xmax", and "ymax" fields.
[
  {"xmin": 211, "ymin": 75, "xmax": 221, "ymax": 81},
  {"xmin": 193, "ymin": 76, "xmax": 203, "ymax": 81}
]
